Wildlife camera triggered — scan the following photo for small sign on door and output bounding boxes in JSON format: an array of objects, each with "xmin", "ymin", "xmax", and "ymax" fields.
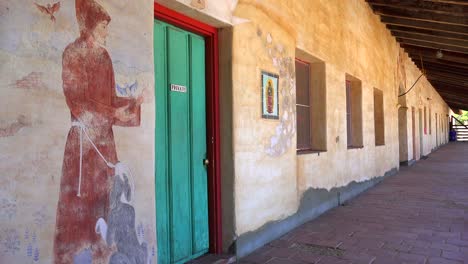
[{"xmin": 170, "ymin": 84, "xmax": 187, "ymax": 93}]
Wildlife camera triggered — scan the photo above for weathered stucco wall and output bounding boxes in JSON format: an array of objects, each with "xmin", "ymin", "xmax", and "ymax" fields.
[
  {"xmin": 228, "ymin": 0, "xmax": 450, "ymax": 237},
  {"xmin": 231, "ymin": 6, "xmax": 299, "ymax": 235},
  {"xmin": 0, "ymin": 0, "xmax": 155, "ymax": 263}
]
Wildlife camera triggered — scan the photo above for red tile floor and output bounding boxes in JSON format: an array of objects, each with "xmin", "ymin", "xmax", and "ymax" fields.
[{"xmin": 195, "ymin": 142, "xmax": 468, "ymax": 264}]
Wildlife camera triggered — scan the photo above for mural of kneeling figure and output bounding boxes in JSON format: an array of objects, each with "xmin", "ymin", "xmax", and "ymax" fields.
[{"xmin": 94, "ymin": 166, "xmax": 148, "ymax": 264}]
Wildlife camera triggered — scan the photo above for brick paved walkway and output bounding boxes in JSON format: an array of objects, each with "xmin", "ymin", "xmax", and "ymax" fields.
[{"xmin": 239, "ymin": 143, "xmax": 468, "ymax": 264}]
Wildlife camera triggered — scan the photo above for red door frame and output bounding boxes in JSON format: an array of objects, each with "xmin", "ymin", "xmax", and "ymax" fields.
[{"xmin": 154, "ymin": 3, "xmax": 222, "ymax": 254}]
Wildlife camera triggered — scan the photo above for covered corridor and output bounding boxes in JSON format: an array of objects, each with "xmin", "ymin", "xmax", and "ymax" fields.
[{"xmin": 238, "ymin": 143, "xmax": 468, "ymax": 264}]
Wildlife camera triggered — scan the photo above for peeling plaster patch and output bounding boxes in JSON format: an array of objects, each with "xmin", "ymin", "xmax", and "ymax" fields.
[
  {"xmin": 260, "ymin": 29, "xmax": 296, "ymax": 157},
  {"xmin": 235, "ymin": 168, "xmax": 398, "ymax": 257}
]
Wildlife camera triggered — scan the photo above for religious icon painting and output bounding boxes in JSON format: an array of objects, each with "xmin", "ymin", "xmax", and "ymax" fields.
[{"xmin": 261, "ymin": 71, "xmax": 279, "ymax": 119}]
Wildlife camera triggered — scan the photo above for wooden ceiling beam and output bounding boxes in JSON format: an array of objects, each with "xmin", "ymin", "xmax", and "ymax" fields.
[
  {"xmin": 424, "ymin": 69, "xmax": 468, "ymax": 80},
  {"xmin": 367, "ymin": 0, "xmax": 468, "ymax": 15},
  {"xmin": 442, "ymin": 98, "xmax": 468, "ymax": 108},
  {"xmin": 426, "ymin": 76, "xmax": 468, "ymax": 88},
  {"xmin": 397, "ymin": 38, "xmax": 468, "ymax": 54},
  {"xmin": 446, "ymin": 103, "xmax": 468, "ymax": 111},
  {"xmin": 426, "ymin": 75, "xmax": 468, "ymax": 87},
  {"xmin": 442, "ymin": 94, "xmax": 468, "ymax": 103},
  {"xmin": 414, "ymin": 63, "xmax": 468, "ymax": 77},
  {"xmin": 407, "ymin": 54, "xmax": 468, "ymax": 69},
  {"xmin": 388, "ymin": 25, "xmax": 468, "ymax": 42},
  {"xmin": 430, "ymin": 81, "xmax": 468, "ymax": 92},
  {"xmin": 418, "ymin": 64, "xmax": 468, "ymax": 77},
  {"xmin": 435, "ymin": 90, "xmax": 468, "ymax": 98},
  {"xmin": 372, "ymin": 5, "xmax": 467, "ymax": 26},
  {"xmin": 423, "ymin": 0, "xmax": 468, "ymax": 6},
  {"xmin": 435, "ymin": 89, "xmax": 468, "ymax": 99},
  {"xmin": 438, "ymin": 91, "xmax": 468, "ymax": 101},
  {"xmin": 431, "ymin": 84, "xmax": 468, "ymax": 93},
  {"xmin": 427, "ymin": 76, "xmax": 468, "ymax": 89},
  {"xmin": 381, "ymin": 16, "xmax": 468, "ymax": 35},
  {"xmin": 442, "ymin": 100, "xmax": 468, "ymax": 110},
  {"xmin": 402, "ymin": 45, "xmax": 468, "ymax": 64},
  {"xmin": 435, "ymin": 84, "xmax": 468, "ymax": 93},
  {"xmin": 392, "ymin": 31, "xmax": 468, "ymax": 49},
  {"xmin": 447, "ymin": 103, "xmax": 468, "ymax": 111},
  {"xmin": 430, "ymin": 80, "xmax": 468, "ymax": 90}
]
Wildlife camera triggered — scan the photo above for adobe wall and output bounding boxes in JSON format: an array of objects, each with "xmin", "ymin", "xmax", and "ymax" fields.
[{"xmin": 227, "ymin": 0, "xmax": 450, "ymax": 255}]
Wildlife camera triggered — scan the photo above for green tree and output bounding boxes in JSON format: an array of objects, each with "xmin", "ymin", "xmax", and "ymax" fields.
[{"xmin": 455, "ymin": 110, "xmax": 468, "ymax": 124}]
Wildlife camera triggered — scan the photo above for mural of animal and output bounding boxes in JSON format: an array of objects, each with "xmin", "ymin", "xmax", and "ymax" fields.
[
  {"xmin": 34, "ymin": 2, "xmax": 60, "ymax": 22},
  {"xmin": 95, "ymin": 168, "xmax": 148, "ymax": 264}
]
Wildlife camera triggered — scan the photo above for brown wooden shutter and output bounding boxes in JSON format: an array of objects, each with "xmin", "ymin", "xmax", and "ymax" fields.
[
  {"xmin": 296, "ymin": 59, "xmax": 311, "ymax": 150},
  {"xmin": 346, "ymin": 80, "xmax": 352, "ymax": 147}
]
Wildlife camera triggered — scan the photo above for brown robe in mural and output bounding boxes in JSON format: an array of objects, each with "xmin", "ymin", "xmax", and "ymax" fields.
[{"xmin": 53, "ymin": 36, "xmax": 140, "ymax": 263}]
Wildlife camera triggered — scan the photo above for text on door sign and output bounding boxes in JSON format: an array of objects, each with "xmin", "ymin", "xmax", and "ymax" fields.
[{"xmin": 170, "ymin": 84, "xmax": 187, "ymax": 93}]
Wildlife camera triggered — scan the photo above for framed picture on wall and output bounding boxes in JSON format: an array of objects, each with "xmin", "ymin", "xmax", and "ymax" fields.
[{"xmin": 261, "ymin": 71, "xmax": 279, "ymax": 119}]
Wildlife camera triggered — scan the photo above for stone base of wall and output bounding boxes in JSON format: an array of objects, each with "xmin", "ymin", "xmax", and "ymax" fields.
[{"xmin": 232, "ymin": 168, "xmax": 398, "ymax": 258}]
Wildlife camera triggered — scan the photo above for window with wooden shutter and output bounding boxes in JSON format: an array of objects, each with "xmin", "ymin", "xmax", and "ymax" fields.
[
  {"xmin": 424, "ymin": 107, "xmax": 427, "ymax": 134},
  {"xmin": 345, "ymin": 74, "xmax": 363, "ymax": 148},
  {"xmin": 429, "ymin": 108, "xmax": 432, "ymax": 135},
  {"xmin": 295, "ymin": 49, "xmax": 327, "ymax": 154},
  {"xmin": 296, "ymin": 59, "xmax": 311, "ymax": 150},
  {"xmin": 374, "ymin": 88, "xmax": 385, "ymax": 146},
  {"xmin": 346, "ymin": 80, "xmax": 352, "ymax": 147}
]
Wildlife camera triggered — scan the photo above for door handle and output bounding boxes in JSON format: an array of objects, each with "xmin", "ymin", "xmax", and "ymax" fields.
[{"xmin": 203, "ymin": 158, "xmax": 209, "ymax": 167}]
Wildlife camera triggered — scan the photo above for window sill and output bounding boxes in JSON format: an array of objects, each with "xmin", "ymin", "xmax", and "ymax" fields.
[
  {"xmin": 347, "ymin": 145, "xmax": 364, "ymax": 150},
  {"xmin": 375, "ymin": 144, "xmax": 385, "ymax": 147},
  {"xmin": 297, "ymin": 149, "xmax": 327, "ymax": 155}
]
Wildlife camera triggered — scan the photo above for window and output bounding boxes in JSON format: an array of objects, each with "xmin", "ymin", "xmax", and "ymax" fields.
[
  {"xmin": 296, "ymin": 59, "xmax": 311, "ymax": 150},
  {"xmin": 346, "ymin": 74, "xmax": 363, "ymax": 148},
  {"xmin": 374, "ymin": 88, "xmax": 385, "ymax": 146},
  {"xmin": 424, "ymin": 107, "xmax": 427, "ymax": 134},
  {"xmin": 429, "ymin": 108, "xmax": 432, "ymax": 135},
  {"xmin": 295, "ymin": 49, "xmax": 327, "ymax": 153}
]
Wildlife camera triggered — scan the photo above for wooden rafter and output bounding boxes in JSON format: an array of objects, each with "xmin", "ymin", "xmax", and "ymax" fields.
[
  {"xmin": 368, "ymin": 0, "xmax": 468, "ymax": 110},
  {"xmin": 381, "ymin": 16, "xmax": 468, "ymax": 35},
  {"xmin": 393, "ymin": 31, "xmax": 468, "ymax": 49},
  {"xmin": 402, "ymin": 45, "xmax": 468, "ymax": 64},
  {"xmin": 372, "ymin": 6, "xmax": 467, "ymax": 26},
  {"xmin": 397, "ymin": 38, "xmax": 468, "ymax": 54},
  {"xmin": 366, "ymin": 0, "xmax": 468, "ymax": 15},
  {"xmin": 388, "ymin": 25, "xmax": 468, "ymax": 42}
]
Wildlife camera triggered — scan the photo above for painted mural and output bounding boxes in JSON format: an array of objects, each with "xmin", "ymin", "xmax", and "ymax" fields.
[
  {"xmin": 54, "ymin": 0, "xmax": 148, "ymax": 262},
  {"xmin": 0, "ymin": 0, "xmax": 155, "ymax": 263}
]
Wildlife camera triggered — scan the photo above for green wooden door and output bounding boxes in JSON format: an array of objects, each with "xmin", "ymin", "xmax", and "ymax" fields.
[{"xmin": 154, "ymin": 20, "xmax": 209, "ymax": 264}]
